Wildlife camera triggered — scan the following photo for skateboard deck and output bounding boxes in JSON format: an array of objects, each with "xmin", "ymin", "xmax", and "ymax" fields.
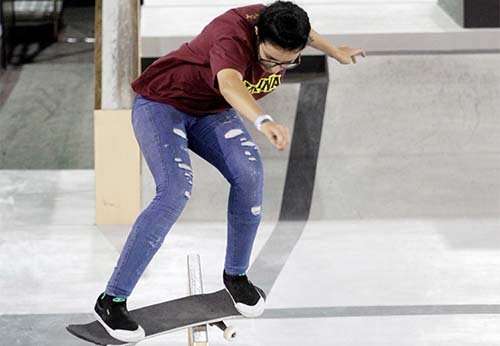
[{"xmin": 66, "ymin": 289, "xmax": 241, "ymax": 345}]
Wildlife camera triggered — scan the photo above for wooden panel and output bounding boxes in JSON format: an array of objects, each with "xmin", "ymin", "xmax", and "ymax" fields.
[{"xmin": 94, "ymin": 109, "xmax": 141, "ymax": 224}]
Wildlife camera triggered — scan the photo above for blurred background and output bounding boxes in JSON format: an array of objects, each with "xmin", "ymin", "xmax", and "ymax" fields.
[{"xmin": 1, "ymin": 0, "xmax": 94, "ymax": 169}]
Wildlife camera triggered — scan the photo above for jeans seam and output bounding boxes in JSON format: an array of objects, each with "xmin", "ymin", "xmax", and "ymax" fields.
[
  {"xmin": 145, "ymin": 102, "xmax": 170, "ymax": 187},
  {"xmin": 109, "ymin": 100, "xmax": 167, "ymax": 295},
  {"xmin": 107, "ymin": 205, "xmax": 157, "ymax": 295}
]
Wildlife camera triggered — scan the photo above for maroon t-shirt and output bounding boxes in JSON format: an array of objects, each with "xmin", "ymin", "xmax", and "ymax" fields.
[{"xmin": 131, "ymin": 4, "xmax": 285, "ymax": 116}]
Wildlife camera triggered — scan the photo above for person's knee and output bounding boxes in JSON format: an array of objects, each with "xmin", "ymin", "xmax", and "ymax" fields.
[
  {"xmin": 153, "ymin": 180, "xmax": 193, "ymax": 216},
  {"xmin": 231, "ymin": 158, "xmax": 264, "ymax": 189},
  {"xmin": 226, "ymin": 154, "xmax": 264, "ymax": 219}
]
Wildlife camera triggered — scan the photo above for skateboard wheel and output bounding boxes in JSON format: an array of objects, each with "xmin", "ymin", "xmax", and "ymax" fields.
[{"xmin": 223, "ymin": 326, "xmax": 237, "ymax": 341}]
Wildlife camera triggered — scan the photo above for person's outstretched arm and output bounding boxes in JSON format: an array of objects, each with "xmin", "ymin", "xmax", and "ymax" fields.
[{"xmin": 308, "ymin": 28, "xmax": 367, "ymax": 64}]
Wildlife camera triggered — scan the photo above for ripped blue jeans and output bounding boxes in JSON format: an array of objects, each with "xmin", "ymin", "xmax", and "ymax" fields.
[{"xmin": 105, "ymin": 95, "xmax": 264, "ymax": 298}]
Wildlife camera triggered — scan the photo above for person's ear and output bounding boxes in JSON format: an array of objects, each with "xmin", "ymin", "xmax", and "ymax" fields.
[{"xmin": 254, "ymin": 26, "xmax": 258, "ymax": 36}]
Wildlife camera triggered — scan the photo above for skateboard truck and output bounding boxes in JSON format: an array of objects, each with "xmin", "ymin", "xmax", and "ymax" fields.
[
  {"xmin": 209, "ymin": 321, "xmax": 237, "ymax": 341},
  {"xmin": 187, "ymin": 254, "xmax": 238, "ymax": 344}
]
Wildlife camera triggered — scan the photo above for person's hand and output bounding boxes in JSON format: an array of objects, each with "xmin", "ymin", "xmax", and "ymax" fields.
[
  {"xmin": 332, "ymin": 45, "xmax": 367, "ymax": 64},
  {"xmin": 260, "ymin": 121, "xmax": 290, "ymax": 151}
]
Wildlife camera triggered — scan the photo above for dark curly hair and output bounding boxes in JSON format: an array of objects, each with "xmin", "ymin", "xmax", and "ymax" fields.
[{"xmin": 256, "ymin": 1, "xmax": 311, "ymax": 51}]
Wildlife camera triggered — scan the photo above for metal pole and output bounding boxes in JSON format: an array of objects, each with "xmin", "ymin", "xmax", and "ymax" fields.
[{"xmin": 187, "ymin": 254, "xmax": 208, "ymax": 346}]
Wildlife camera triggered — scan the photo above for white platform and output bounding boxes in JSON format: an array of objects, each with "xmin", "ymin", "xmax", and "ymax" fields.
[{"xmin": 139, "ymin": 1, "xmax": 500, "ymax": 57}]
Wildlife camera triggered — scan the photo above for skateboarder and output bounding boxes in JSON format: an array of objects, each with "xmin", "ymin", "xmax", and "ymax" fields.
[{"xmin": 94, "ymin": 1, "xmax": 366, "ymax": 342}]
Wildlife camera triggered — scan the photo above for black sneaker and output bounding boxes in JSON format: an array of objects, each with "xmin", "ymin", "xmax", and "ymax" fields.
[
  {"xmin": 223, "ymin": 271, "xmax": 266, "ymax": 317},
  {"xmin": 94, "ymin": 293, "xmax": 145, "ymax": 343}
]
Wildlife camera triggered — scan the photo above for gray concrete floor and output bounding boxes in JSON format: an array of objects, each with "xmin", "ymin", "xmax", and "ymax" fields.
[{"xmin": 1, "ymin": 177, "xmax": 499, "ymax": 346}]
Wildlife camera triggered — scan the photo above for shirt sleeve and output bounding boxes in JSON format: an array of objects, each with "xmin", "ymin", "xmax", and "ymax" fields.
[{"xmin": 209, "ymin": 36, "xmax": 253, "ymax": 89}]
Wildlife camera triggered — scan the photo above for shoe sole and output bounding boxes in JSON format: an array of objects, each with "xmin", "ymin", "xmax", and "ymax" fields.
[
  {"xmin": 224, "ymin": 287, "xmax": 266, "ymax": 318},
  {"xmin": 94, "ymin": 311, "xmax": 146, "ymax": 343}
]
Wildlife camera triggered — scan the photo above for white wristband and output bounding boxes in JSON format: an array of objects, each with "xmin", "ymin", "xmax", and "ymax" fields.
[{"xmin": 254, "ymin": 114, "xmax": 274, "ymax": 131}]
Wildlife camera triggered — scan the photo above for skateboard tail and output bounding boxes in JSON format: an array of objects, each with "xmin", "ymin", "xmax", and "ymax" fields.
[{"xmin": 66, "ymin": 326, "xmax": 109, "ymax": 346}]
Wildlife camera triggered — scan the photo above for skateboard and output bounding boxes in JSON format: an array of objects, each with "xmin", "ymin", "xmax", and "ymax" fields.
[{"xmin": 66, "ymin": 289, "xmax": 244, "ymax": 345}]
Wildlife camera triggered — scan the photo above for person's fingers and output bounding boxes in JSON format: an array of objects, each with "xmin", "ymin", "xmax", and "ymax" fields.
[
  {"xmin": 273, "ymin": 129, "xmax": 283, "ymax": 147},
  {"xmin": 272, "ymin": 133, "xmax": 279, "ymax": 147},
  {"xmin": 281, "ymin": 128, "xmax": 289, "ymax": 149},
  {"xmin": 273, "ymin": 128, "xmax": 284, "ymax": 150},
  {"xmin": 280, "ymin": 128, "xmax": 286, "ymax": 148},
  {"xmin": 282, "ymin": 127, "xmax": 289, "ymax": 148},
  {"xmin": 265, "ymin": 125, "xmax": 291, "ymax": 150},
  {"xmin": 266, "ymin": 130, "xmax": 277, "ymax": 146},
  {"xmin": 281, "ymin": 127, "xmax": 287, "ymax": 146},
  {"xmin": 352, "ymin": 55, "xmax": 357, "ymax": 64}
]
